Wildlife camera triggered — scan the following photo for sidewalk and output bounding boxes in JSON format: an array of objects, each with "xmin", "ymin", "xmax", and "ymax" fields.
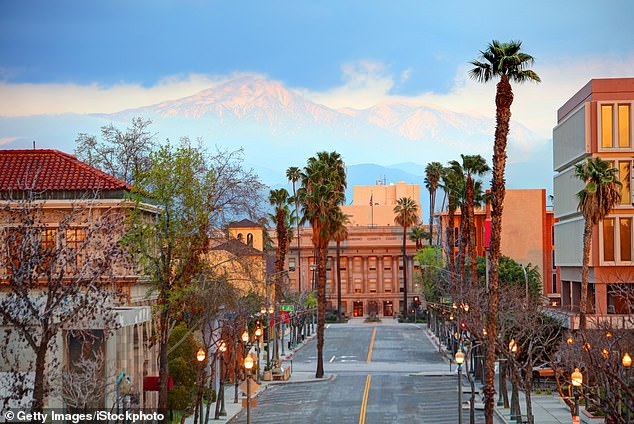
[
  {"xmin": 184, "ymin": 330, "xmax": 325, "ymax": 423},
  {"xmin": 425, "ymin": 325, "xmax": 574, "ymax": 424}
]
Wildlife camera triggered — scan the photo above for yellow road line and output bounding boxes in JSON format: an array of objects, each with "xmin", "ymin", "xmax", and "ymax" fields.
[
  {"xmin": 358, "ymin": 374, "xmax": 372, "ymax": 424},
  {"xmin": 366, "ymin": 326, "xmax": 377, "ymax": 363}
]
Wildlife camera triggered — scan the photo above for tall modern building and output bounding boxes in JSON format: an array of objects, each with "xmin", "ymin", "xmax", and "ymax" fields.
[{"xmin": 552, "ymin": 78, "xmax": 634, "ymax": 328}]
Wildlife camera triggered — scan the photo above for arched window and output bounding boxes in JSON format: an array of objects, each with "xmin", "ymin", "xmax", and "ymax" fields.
[
  {"xmin": 237, "ymin": 233, "xmax": 244, "ymax": 242},
  {"xmin": 247, "ymin": 233, "xmax": 254, "ymax": 246}
]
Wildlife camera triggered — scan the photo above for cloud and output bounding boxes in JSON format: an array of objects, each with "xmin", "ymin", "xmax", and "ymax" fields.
[
  {"xmin": 0, "ymin": 137, "xmax": 19, "ymax": 146},
  {"xmin": 298, "ymin": 60, "xmax": 396, "ymax": 109},
  {"xmin": 0, "ymin": 72, "xmax": 264, "ymax": 117}
]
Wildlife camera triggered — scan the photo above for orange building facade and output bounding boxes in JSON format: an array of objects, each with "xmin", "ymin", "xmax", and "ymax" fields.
[
  {"xmin": 552, "ymin": 78, "xmax": 634, "ymax": 329},
  {"xmin": 439, "ymin": 189, "xmax": 558, "ymax": 301}
]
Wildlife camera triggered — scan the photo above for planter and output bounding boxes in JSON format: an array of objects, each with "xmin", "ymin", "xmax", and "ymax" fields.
[
  {"xmin": 580, "ymin": 408, "xmax": 605, "ymax": 424},
  {"xmin": 262, "ymin": 370, "xmax": 273, "ymax": 381}
]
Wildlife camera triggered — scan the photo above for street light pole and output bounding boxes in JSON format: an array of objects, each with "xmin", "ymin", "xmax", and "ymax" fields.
[
  {"xmin": 244, "ymin": 354, "xmax": 254, "ymax": 424},
  {"xmin": 455, "ymin": 350, "xmax": 465, "ymax": 424},
  {"xmin": 572, "ymin": 368, "xmax": 583, "ymax": 418},
  {"xmin": 215, "ymin": 341, "xmax": 227, "ymax": 418},
  {"xmin": 194, "ymin": 348, "xmax": 206, "ymax": 424},
  {"xmin": 622, "ymin": 353, "xmax": 632, "ymax": 424}
]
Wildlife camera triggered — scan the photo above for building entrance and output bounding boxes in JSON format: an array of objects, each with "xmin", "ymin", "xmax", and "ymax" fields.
[
  {"xmin": 367, "ymin": 301, "xmax": 379, "ymax": 316},
  {"xmin": 383, "ymin": 300, "xmax": 393, "ymax": 316},
  {"xmin": 353, "ymin": 301, "xmax": 364, "ymax": 317}
]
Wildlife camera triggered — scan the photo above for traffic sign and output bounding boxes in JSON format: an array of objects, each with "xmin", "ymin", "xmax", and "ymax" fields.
[
  {"xmin": 242, "ymin": 398, "xmax": 257, "ymax": 408},
  {"xmin": 280, "ymin": 304, "xmax": 294, "ymax": 311},
  {"xmin": 240, "ymin": 378, "xmax": 259, "ymax": 396}
]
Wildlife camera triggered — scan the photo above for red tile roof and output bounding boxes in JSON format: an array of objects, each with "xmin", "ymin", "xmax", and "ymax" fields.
[{"xmin": 0, "ymin": 149, "xmax": 133, "ymax": 192}]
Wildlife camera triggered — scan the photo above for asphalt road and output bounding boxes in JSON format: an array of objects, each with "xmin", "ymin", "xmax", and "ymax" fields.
[{"xmin": 229, "ymin": 321, "xmax": 485, "ymax": 423}]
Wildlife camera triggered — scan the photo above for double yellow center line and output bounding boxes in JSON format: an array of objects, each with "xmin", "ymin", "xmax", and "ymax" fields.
[{"xmin": 359, "ymin": 326, "xmax": 377, "ymax": 424}]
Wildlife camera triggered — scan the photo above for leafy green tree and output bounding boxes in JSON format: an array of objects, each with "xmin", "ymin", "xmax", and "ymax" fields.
[
  {"xmin": 470, "ymin": 40, "xmax": 541, "ymax": 422},
  {"xmin": 126, "ymin": 142, "xmax": 264, "ymax": 412},
  {"xmin": 415, "ymin": 246, "xmax": 445, "ymax": 303},
  {"xmin": 574, "ymin": 157, "xmax": 621, "ymax": 329},
  {"xmin": 297, "ymin": 151, "xmax": 346, "ymax": 378},
  {"xmin": 167, "ymin": 325, "xmax": 202, "ymax": 411},
  {"xmin": 394, "ymin": 197, "xmax": 419, "ymax": 316}
]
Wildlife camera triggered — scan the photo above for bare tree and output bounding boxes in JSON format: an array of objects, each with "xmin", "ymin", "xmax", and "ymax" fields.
[{"xmin": 0, "ymin": 189, "xmax": 131, "ymax": 412}]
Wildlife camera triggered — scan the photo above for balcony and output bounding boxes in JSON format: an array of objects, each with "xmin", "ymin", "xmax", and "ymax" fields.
[{"xmin": 541, "ymin": 307, "xmax": 634, "ymax": 329}]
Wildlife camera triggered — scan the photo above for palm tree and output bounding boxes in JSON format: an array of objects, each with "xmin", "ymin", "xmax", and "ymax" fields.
[
  {"xmin": 441, "ymin": 166, "xmax": 463, "ymax": 296},
  {"xmin": 470, "ymin": 39, "xmax": 541, "ymax": 423},
  {"xmin": 450, "ymin": 155, "xmax": 490, "ymax": 287},
  {"xmin": 330, "ymin": 208, "xmax": 349, "ymax": 322},
  {"xmin": 286, "ymin": 166, "xmax": 303, "ymax": 291},
  {"xmin": 425, "ymin": 162, "xmax": 444, "ymax": 245},
  {"xmin": 297, "ymin": 151, "xmax": 346, "ymax": 378},
  {"xmin": 269, "ymin": 188, "xmax": 293, "ymax": 302},
  {"xmin": 409, "ymin": 227, "xmax": 429, "ymax": 250},
  {"xmin": 575, "ymin": 157, "xmax": 621, "ymax": 329},
  {"xmin": 394, "ymin": 197, "xmax": 419, "ymax": 317}
]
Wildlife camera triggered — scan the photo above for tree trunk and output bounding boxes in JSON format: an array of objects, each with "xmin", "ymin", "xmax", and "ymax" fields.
[
  {"xmin": 293, "ymin": 183, "xmax": 302, "ymax": 292},
  {"xmin": 447, "ymin": 207, "xmax": 456, "ymax": 299},
  {"xmin": 579, "ymin": 219, "xmax": 592, "ymax": 330},
  {"xmin": 315, "ymin": 243, "xmax": 327, "ymax": 378},
  {"xmin": 524, "ymin": 373, "xmax": 534, "ymax": 424},
  {"xmin": 466, "ymin": 176, "xmax": 478, "ymax": 288},
  {"xmin": 458, "ymin": 209, "xmax": 468, "ymax": 290},
  {"xmin": 158, "ymin": 309, "xmax": 170, "ymax": 418},
  {"xmin": 484, "ymin": 74, "xmax": 513, "ymax": 424},
  {"xmin": 402, "ymin": 226, "xmax": 408, "ymax": 316},
  {"xmin": 438, "ymin": 192, "xmax": 447, "ymax": 247},
  {"xmin": 336, "ymin": 240, "xmax": 342, "ymax": 322},
  {"xmin": 32, "ymin": 338, "xmax": 50, "ymax": 413},
  {"xmin": 429, "ymin": 189, "xmax": 435, "ymax": 246},
  {"xmin": 275, "ymin": 209, "xmax": 287, "ymax": 302}
]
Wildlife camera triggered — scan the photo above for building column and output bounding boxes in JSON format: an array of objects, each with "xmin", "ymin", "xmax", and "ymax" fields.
[
  {"xmin": 362, "ymin": 256, "xmax": 368, "ymax": 293},
  {"xmin": 377, "ymin": 256, "xmax": 383, "ymax": 294}
]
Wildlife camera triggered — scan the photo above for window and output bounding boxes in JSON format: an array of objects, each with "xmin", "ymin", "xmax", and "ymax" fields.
[
  {"xmin": 620, "ymin": 218, "xmax": 632, "ymax": 261},
  {"xmin": 619, "ymin": 104, "xmax": 631, "ymax": 148},
  {"xmin": 600, "ymin": 103, "xmax": 632, "ymax": 149},
  {"xmin": 603, "ymin": 218, "xmax": 615, "ymax": 261},
  {"xmin": 66, "ymin": 228, "xmax": 86, "ymax": 272},
  {"xmin": 602, "ymin": 105, "xmax": 613, "ymax": 148},
  {"xmin": 551, "ymin": 273, "xmax": 557, "ymax": 293},
  {"xmin": 619, "ymin": 161, "xmax": 631, "ymax": 205},
  {"xmin": 246, "ymin": 233, "xmax": 254, "ymax": 246},
  {"xmin": 289, "ymin": 258, "xmax": 296, "ymax": 272},
  {"xmin": 601, "ymin": 216, "xmax": 634, "ymax": 264}
]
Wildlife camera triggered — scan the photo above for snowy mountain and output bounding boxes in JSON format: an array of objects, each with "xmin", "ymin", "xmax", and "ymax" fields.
[{"xmin": 0, "ymin": 76, "xmax": 553, "ymax": 196}]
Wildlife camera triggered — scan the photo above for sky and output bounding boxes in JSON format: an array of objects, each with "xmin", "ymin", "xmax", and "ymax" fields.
[{"xmin": 1, "ymin": 0, "xmax": 633, "ymax": 145}]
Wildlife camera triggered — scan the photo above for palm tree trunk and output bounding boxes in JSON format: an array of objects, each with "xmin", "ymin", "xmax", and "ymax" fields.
[
  {"xmin": 336, "ymin": 240, "xmax": 342, "ymax": 322},
  {"xmin": 466, "ymin": 177, "xmax": 478, "ymax": 287},
  {"xmin": 315, "ymin": 242, "xmax": 328, "ymax": 378},
  {"xmin": 438, "ymin": 191, "xmax": 447, "ymax": 246},
  {"xmin": 458, "ymin": 211, "xmax": 468, "ymax": 290},
  {"xmin": 579, "ymin": 219, "xmax": 592, "ymax": 330},
  {"xmin": 402, "ymin": 226, "xmax": 408, "ymax": 316},
  {"xmin": 447, "ymin": 207, "xmax": 456, "ymax": 298},
  {"xmin": 429, "ymin": 189, "xmax": 435, "ymax": 246},
  {"xmin": 485, "ymin": 74, "xmax": 513, "ymax": 424}
]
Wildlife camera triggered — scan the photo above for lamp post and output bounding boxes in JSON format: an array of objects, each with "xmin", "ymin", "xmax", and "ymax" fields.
[
  {"xmin": 244, "ymin": 354, "xmax": 254, "ymax": 424},
  {"xmin": 623, "ymin": 353, "xmax": 632, "ymax": 424},
  {"xmin": 255, "ymin": 326, "xmax": 263, "ymax": 383},
  {"xmin": 455, "ymin": 350, "xmax": 465, "ymax": 424},
  {"xmin": 216, "ymin": 341, "xmax": 227, "ymax": 418},
  {"xmin": 571, "ymin": 368, "xmax": 583, "ymax": 418},
  {"xmin": 194, "ymin": 348, "xmax": 206, "ymax": 424}
]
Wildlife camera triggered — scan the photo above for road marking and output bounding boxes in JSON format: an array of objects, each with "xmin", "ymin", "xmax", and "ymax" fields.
[
  {"xmin": 329, "ymin": 355, "xmax": 336, "ymax": 363},
  {"xmin": 358, "ymin": 374, "xmax": 372, "ymax": 424},
  {"xmin": 366, "ymin": 326, "xmax": 377, "ymax": 363}
]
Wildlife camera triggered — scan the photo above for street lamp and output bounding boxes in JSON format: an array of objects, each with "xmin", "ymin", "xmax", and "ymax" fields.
[
  {"xmin": 194, "ymin": 348, "xmax": 206, "ymax": 424},
  {"xmin": 455, "ymin": 350, "xmax": 465, "ymax": 424},
  {"xmin": 571, "ymin": 368, "xmax": 583, "ymax": 418},
  {"xmin": 244, "ymin": 353, "xmax": 255, "ymax": 424},
  {"xmin": 216, "ymin": 341, "xmax": 227, "ymax": 418},
  {"xmin": 623, "ymin": 353, "xmax": 632, "ymax": 424}
]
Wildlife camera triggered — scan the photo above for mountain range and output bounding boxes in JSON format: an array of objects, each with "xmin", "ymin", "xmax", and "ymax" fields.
[{"xmin": 0, "ymin": 76, "xmax": 553, "ymax": 215}]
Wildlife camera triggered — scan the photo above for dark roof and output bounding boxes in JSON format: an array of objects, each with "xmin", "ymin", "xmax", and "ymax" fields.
[
  {"xmin": 211, "ymin": 239, "xmax": 263, "ymax": 256},
  {"xmin": 0, "ymin": 149, "xmax": 133, "ymax": 192},
  {"xmin": 229, "ymin": 218, "xmax": 262, "ymax": 229}
]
